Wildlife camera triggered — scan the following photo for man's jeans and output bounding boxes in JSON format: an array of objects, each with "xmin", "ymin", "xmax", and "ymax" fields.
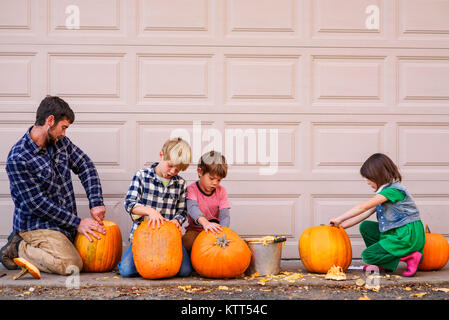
[{"xmin": 118, "ymin": 242, "xmax": 193, "ymax": 277}]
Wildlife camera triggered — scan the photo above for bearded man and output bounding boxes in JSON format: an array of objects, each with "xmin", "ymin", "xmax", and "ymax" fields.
[{"xmin": 0, "ymin": 96, "xmax": 106, "ymax": 275}]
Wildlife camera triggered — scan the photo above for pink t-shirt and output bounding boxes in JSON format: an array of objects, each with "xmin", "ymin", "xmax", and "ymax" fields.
[{"xmin": 185, "ymin": 181, "xmax": 230, "ymax": 232}]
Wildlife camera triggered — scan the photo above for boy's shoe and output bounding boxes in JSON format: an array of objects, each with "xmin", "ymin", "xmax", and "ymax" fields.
[
  {"xmin": 400, "ymin": 251, "xmax": 423, "ymax": 277},
  {"xmin": 0, "ymin": 233, "xmax": 23, "ymax": 270}
]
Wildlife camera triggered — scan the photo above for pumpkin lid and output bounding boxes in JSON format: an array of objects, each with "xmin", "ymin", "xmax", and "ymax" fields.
[{"xmin": 13, "ymin": 257, "xmax": 41, "ymax": 280}]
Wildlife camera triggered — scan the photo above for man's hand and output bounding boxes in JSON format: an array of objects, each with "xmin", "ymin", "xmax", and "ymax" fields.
[
  {"xmin": 91, "ymin": 205, "xmax": 106, "ymax": 225},
  {"xmin": 77, "ymin": 218, "xmax": 106, "ymax": 242}
]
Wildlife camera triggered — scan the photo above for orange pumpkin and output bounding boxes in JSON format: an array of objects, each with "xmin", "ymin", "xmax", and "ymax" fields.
[
  {"xmin": 75, "ymin": 220, "xmax": 122, "ymax": 272},
  {"xmin": 132, "ymin": 220, "xmax": 183, "ymax": 279},
  {"xmin": 191, "ymin": 227, "xmax": 251, "ymax": 279},
  {"xmin": 299, "ymin": 225, "xmax": 352, "ymax": 273},
  {"xmin": 13, "ymin": 258, "xmax": 41, "ymax": 280},
  {"xmin": 418, "ymin": 225, "xmax": 449, "ymax": 271}
]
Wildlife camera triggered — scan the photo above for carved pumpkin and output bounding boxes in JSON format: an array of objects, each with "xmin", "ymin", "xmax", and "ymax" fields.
[
  {"xmin": 75, "ymin": 220, "xmax": 122, "ymax": 272},
  {"xmin": 191, "ymin": 227, "xmax": 251, "ymax": 279},
  {"xmin": 132, "ymin": 220, "xmax": 183, "ymax": 279},
  {"xmin": 418, "ymin": 225, "xmax": 449, "ymax": 271},
  {"xmin": 299, "ymin": 225, "xmax": 352, "ymax": 273}
]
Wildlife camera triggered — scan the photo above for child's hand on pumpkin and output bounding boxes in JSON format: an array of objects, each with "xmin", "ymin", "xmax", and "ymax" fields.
[
  {"xmin": 203, "ymin": 222, "xmax": 222, "ymax": 234},
  {"xmin": 147, "ymin": 209, "xmax": 166, "ymax": 229},
  {"xmin": 329, "ymin": 217, "xmax": 343, "ymax": 227},
  {"xmin": 198, "ymin": 216, "xmax": 222, "ymax": 234}
]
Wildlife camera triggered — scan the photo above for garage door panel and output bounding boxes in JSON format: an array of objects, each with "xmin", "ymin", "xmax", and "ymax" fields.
[
  {"xmin": 137, "ymin": 53, "xmax": 214, "ymax": 104},
  {"xmin": 0, "ymin": 53, "xmax": 35, "ymax": 99},
  {"xmin": 312, "ymin": 55, "xmax": 386, "ymax": 106},
  {"xmin": 313, "ymin": 0, "xmax": 385, "ymax": 37},
  {"xmin": 69, "ymin": 121, "xmax": 127, "ymax": 175},
  {"xmin": 48, "ymin": 53, "xmax": 125, "ymax": 101},
  {"xmin": 225, "ymin": 54, "xmax": 300, "ymax": 104},
  {"xmin": 312, "ymin": 123, "xmax": 386, "ymax": 173},
  {"xmin": 138, "ymin": 0, "xmax": 211, "ymax": 34},
  {"xmin": 415, "ymin": 196, "xmax": 449, "ymax": 237},
  {"xmin": 229, "ymin": 197, "xmax": 299, "ymax": 237},
  {"xmin": 226, "ymin": 0, "xmax": 298, "ymax": 36},
  {"xmin": 49, "ymin": 0, "xmax": 122, "ymax": 33},
  {"xmin": 398, "ymin": 56, "xmax": 449, "ymax": 105},
  {"xmin": 398, "ymin": 123, "xmax": 449, "ymax": 179},
  {"xmin": 223, "ymin": 121, "xmax": 299, "ymax": 173},
  {"xmin": 399, "ymin": 0, "xmax": 449, "ymax": 37},
  {"xmin": 0, "ymin": 0, "xmax": 32, "ymax": 31}
]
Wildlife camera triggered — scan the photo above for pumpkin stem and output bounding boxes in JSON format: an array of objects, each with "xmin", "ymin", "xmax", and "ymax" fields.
[
  {"xmin": 214, "ymin": 235, "xmax": 231, "ymax": 248},
  {"xmin": 13, "ymin": 267, "xmax": 28, "ymax": 280},
  {"xmin": 425, "ymin": 224, "xmax": 431, "ymax": 233}
]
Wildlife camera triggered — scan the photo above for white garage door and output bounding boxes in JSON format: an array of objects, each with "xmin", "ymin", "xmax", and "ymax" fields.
[{"xmin": 1, "ymin": 0, "xmax": 449, "ymax": 258}]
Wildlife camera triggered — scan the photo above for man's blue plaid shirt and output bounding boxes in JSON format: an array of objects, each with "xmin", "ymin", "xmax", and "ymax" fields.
[
  {"xmin": 124, "ymin": 162, "xmax": 187, "ymax": 242},
  {"xmin": 6, "ymin": 127, "xmax": 104, "ymax": 242}
]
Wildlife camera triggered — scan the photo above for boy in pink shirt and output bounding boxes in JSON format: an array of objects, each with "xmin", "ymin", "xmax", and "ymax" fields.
[{"xmin": 182, "ymin": 151, "xmax": 231, "ymax": 252}]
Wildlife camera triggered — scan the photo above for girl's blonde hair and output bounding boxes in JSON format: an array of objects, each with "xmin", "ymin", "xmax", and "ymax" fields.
[{"xmin": 161, "ymin": 137, "xmax": 192, "ymax": 171}]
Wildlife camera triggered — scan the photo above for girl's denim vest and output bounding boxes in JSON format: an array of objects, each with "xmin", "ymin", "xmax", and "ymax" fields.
[{"xmin": 376, "ymin": 182, "xmax": 421, "ymax": 232}]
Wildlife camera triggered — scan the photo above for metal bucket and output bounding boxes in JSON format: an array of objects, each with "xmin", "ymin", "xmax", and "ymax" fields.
[{"xmin": 244, "ymin": 236, "xmax": 287, "ymax": 276}]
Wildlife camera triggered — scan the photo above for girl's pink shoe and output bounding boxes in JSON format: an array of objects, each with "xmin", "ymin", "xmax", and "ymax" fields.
[
  {"xmin": 363, "ymin": 265, "xmax": 389, "ymax": 272},
  {"xmin": 400, "ymin": 251, "xmax": 423, "ymax": 277}
]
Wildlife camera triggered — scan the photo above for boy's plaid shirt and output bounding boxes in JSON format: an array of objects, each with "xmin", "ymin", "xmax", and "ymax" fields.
[
  {"xmin": 6, "ymin": 128, "xmax": 104, "ymax": 242},
  {"xmin": 124, "ymin": 162, "xmax": 187, "ymax": 242}
]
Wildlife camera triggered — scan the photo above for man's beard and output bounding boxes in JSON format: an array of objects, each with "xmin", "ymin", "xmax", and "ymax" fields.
[{"xmin": 45, "ymin": 128, "xmax": 58, "ymax": 147}]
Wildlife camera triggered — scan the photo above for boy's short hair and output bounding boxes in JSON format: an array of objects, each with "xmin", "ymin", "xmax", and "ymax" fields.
[
  {"xmin": 35, "ymin": 95, "xmax": 75, "ymax": 126},
  {"xmin": 161, "ymin": 137, "xmax": 191, "ymax": 171},
  {"xmin": 198, "ymin": 151, "xmax": 228, "ymax": 179},
  {"xmin": 360, "ymin": 153, "xmax": 402, "ymax": 188}
]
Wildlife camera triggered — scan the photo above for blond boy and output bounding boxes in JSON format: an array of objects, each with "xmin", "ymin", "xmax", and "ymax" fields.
[{"xmin": 118, "ymin": 138, "xmax": 192, "ymax": 277}]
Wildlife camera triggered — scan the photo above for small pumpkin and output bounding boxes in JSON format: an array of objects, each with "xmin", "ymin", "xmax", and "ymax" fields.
[
  {"xmin": 299, "ymin": 225, "xmax": 352, "ymax": 273},
  {"xmin": 132, "ymin": 220, "xmax": 183, "ymax": 279},
  {"xmin": 191, "ymin": 227, "xmax": 251, "ymax": 279},
  {"xmin": 418, "ymin": 225, "xmax": 449, "ymax": 271},
  {"xmin": 13, "ymin": 257, "xmax": 41, "ymax": 280},
  {"xmin": 74, "ymin": 220, "xmax": 123, "ymax": 272}
]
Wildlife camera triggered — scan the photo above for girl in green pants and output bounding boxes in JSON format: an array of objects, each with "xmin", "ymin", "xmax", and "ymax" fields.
[{"xmin": 330, "ymin": 153, "xmax": 425, "ymax": 277}]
